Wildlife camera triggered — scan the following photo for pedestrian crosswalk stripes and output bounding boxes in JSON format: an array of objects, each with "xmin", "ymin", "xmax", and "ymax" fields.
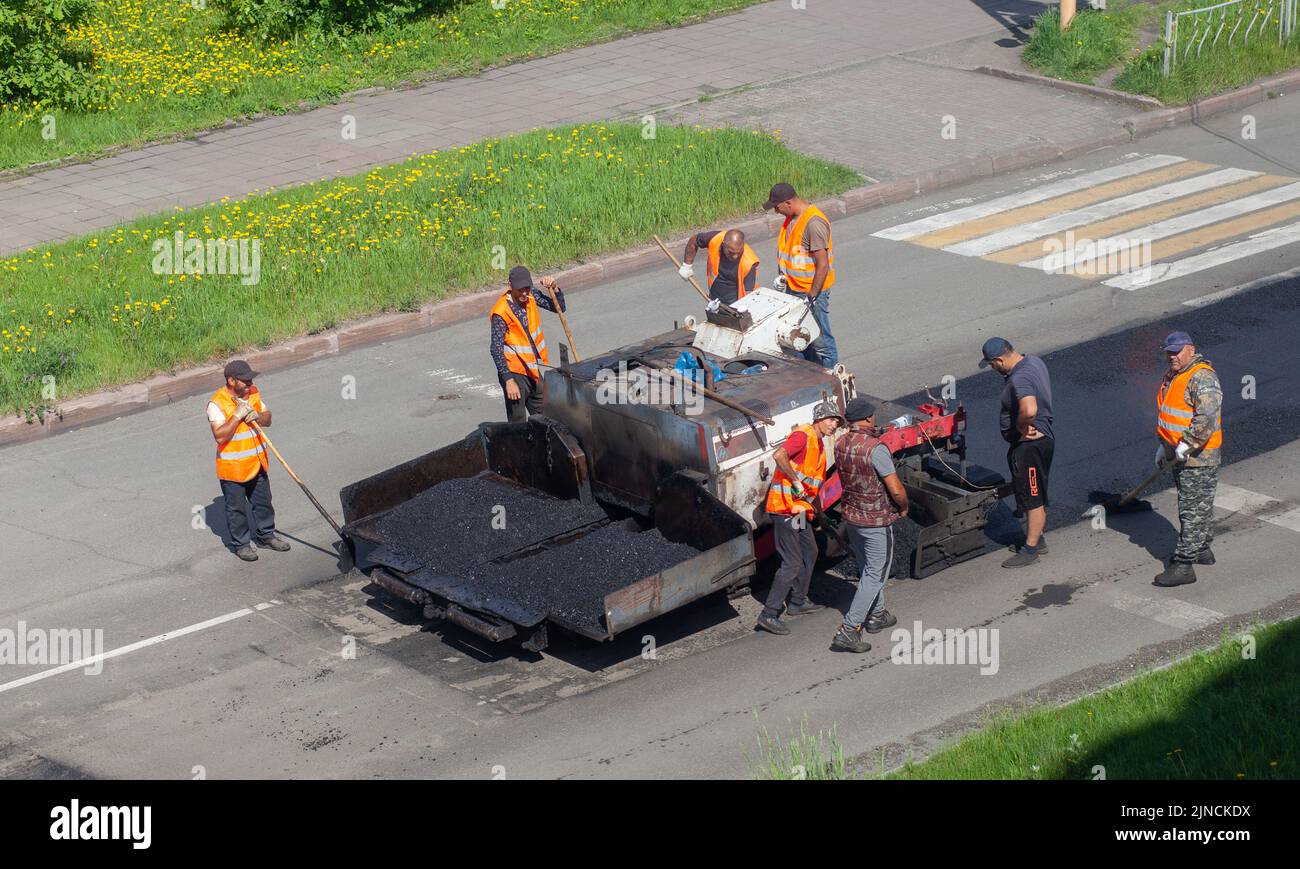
[{"xmin": 871, "ymin": 153, "xmax": 1300, "ymax": 290}]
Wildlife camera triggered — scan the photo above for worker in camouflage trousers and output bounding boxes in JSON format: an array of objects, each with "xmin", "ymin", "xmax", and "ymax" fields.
[{"xmin": 1153, "ymin": 331, "xmax": 1223, "ymax": 588}]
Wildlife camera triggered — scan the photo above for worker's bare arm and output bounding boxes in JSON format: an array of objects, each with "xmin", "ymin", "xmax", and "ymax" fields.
[
  {"xmin": 683, "ymin": 234, "xmax": 699, "ymax": 264},
  {"xmin": 810, "ymin": 249, "xmax": 830, "ymax": 299},
  {"xmin": 1017, "ymin": 395, "xmax": 1039, "ymax": 438},
  {"xmin": 210, "ymin": 415, "xmax": 241, "ymax": 443},
  {"xmin": 258, "ymin": 409, "xmax": 272, "ymax": 427},
  {"xmin": 882, "ymin": 472, "xmax": 909, "ymax": 517},
  {"xmin": 773, "ymin": 447, "xmax": 800, "ymax": 487}
]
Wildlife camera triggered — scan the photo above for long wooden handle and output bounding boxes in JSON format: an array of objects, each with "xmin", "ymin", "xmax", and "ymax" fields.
[
  {"xmin": 653, "ymin": 234, "xmax": 712, "ymax": 303},
  {"xmin": 249, "ymin": 421, "xmax": 344, "ymax": 538},
  {"xmin": 633, "ymin": 357, "xmax": 776, "ymax": 426},
  {"xmin": 541, "ymin": 283, "xmax": 580, "ymax": 362},
  {"xmin": 1117, "ymin": 464, "xmax": 1170, "ymax": 506}
]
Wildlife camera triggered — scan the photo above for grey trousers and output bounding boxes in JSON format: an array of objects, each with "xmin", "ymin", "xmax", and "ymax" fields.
[
  {"xmin": 763, "ymin": 514, "xmax": 818, "ymax": 618},
  {"xmin": 843, "ymin": 523, "xmax": 894, "ymax": 628},
  {"xmin": 220, "ymin": 470, "xmax": 276, "ymax": 548}
]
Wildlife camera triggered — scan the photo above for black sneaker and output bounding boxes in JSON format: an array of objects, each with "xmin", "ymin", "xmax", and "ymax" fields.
[
  {"xmin": 1002, "ymin": 548, "xmax": 1040, "ymax": 568},
  {"xmin": 1154, "ymin": 561, "xmax": 1197, "ymax": 587},
  {"xmin": 755, "ymin": 614, "xmax": 791, "ymax": 635},
  {"xmin": 784, "ymin": 600, "xmax": 825, "ymax": 616},
  {"xmin": 865, "ymin": 609, "xmax": 898, "ymax": 634},
  {"xmin": 831, "ymin": 624, "xmax": 872, "ymax": 653},
  {"xmin": 235, "ymin": 545, "xmax": 259, "ymax": 562},
  {"xmin": 1007, "ymin": 538, "xmax": 1049, "ymax": 556},
  {"xmin": 257, "ymin": 536, "xmax": 290, "ymax": 552}
]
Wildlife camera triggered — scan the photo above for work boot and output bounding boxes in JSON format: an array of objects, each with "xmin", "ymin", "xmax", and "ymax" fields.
[
  {"xmin": 235, "ymin": 545, "xmax": 259, "ymax": 562},
  {"xmin": 865, "ymin": 609, "xmax": 898, "ymax": 634},
  {"xmin": 784, "ymin": 600, "xmax": 825, "ymax": 617},
  {"xmin": 257, "ymin": 536, "xmax": 290, "ymax": 552},
  {"xmin": 1154, "ymin": 561, "xmax": 1197, "ymax": 587},
  {"xmin": 831, "ymin": 624, "xmax": 872, "ymax": 653},
  {"xmin": 755, "ymin": 614, "xmax": 791, "ymax": 636},
  {"xmin": 1001, "ymin": 547, "xmax": 1040, "ymax": 568},
  {"xmin": 1194, "ymin": 547, "xmax": 1215, "ymax": 566}
]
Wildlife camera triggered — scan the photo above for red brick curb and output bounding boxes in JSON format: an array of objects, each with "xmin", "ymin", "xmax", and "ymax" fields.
[{"xmin": 4, "ymin": 71, "xmax": 1298, "ymax": 449}]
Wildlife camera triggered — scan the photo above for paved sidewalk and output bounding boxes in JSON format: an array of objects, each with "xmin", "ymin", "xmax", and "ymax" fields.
[{"xmin": 0, "ymin": 0, "xmax": 1123, "ymax": 255}]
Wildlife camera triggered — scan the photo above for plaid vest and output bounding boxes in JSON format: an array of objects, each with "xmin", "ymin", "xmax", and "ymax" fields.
[{"xmin": 834, "ymin": 431, "xmax": 897, "ymax": 527}]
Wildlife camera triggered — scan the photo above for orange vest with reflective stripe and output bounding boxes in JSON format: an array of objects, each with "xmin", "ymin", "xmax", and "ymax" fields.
[
  {"xmin": 211, "ymin": 386, "xmax": 269, "ymax": 483},
  {"xmin": 1157, "ymin": 361, "xmax": 1222, "ymax": 449},
  {"xmin": 777, "ymin": 205, "xmax": 835, "ymax": 294},
  {"xmin": 491, "ymin": 290, "xmax": 548, "ymax": 381},
  {"xmin": 706, "ymin": 233, "xmax": 759, "ymax": 301},
  {"xmin": 766, "ymin": 424, "xmax": 826, "ymax": 517}
]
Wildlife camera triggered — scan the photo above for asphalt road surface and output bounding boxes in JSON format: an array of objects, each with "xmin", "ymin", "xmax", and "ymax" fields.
[{"xmin": 3, "ymin": 99, "xmax": 1300, "ymax": 780}]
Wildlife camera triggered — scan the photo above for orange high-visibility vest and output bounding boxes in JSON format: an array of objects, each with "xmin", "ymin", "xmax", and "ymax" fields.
[
  {"xmin": 211, "ymin": 386, "xmax": 269, "ymax": 483},
  {"xmin": 777, "ymin": 204, "xmax": 835, "ymax": 295},
  {"xmin": 766, "ymin": 424, "xmax": 826, "ymax": 517},
  {"xmin": 1157, "ymin": 361, "xmax": 1222, "ymax": 449},
  {"xmin": 491, "ymin": 290, "xmax": 548, "ymax": 381},
  {"xmin": 706, "ymin": 232, "xmax": 759, "ymax": 301}
]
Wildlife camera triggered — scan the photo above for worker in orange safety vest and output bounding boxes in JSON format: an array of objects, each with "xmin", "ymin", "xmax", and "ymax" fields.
[
  {"xmin": 679, "ymin": 228, "xmax": 760, "ymax": 305},
  {"xmin": 490, "ymin": 265, "xmax": 566, "ymax": 423},
  {"xmin": 765, "ymin": 182, "xmax": 837, "ymax": 368}
]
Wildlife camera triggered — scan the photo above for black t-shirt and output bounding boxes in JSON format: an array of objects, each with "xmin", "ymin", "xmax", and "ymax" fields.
[
  {"xmin": 696, "ymin": 231, "xmax": 757, "ymax": 305},
  {"xmin": 1000, "ymin": 354, "xmax": 1054, "ymax": 443}
]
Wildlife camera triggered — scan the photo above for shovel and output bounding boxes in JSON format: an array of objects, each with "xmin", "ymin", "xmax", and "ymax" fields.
[{"xmin": 1083, "ymin": 460, "xmax": 1181, "ymax": 518}]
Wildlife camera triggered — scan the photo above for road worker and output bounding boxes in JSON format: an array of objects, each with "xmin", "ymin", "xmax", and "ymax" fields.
[
  {"xmin": 490, "ymin": 265, "xmax": 566, "ymax": 422},
  {"xmin": 764, "ymin": 182, "xmax": 837, "ymax": 368},
  {"xmin": 679, "ymin": 228, "xmax": 760, "ymax": 305}
]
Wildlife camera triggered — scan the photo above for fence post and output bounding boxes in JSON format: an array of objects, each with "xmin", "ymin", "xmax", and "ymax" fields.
[{"xmin": 1163, "ymin": 10, "xmax": 1175, "ymax": 75}]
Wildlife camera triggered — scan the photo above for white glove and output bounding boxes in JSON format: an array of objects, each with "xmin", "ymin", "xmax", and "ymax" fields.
[
  {"xmin": 678, "ymin": 263, "xmax": 694, "ymax": 280},
  {"xmin": 773, "ymin": 274, "xmax": 788, "ymax": 291},
  {"xmin": 705, "ymin": 298, "xmax": 721, "ymax": 313},
  {"xmin": 234, "ymin": 399, "xmax": 255, "ymax": 422},
  {"xmin": 1154, "ymin": 444, "xmax": 1169, "ymax": 469},
  {"xmin": 1174, "ymin": 442, "xmax": 1191, "ymax": 462}
]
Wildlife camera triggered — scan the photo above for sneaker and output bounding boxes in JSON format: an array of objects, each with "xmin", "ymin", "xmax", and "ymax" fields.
[
  {"xmin": 1007, "ymin": 538, "xmax": 1049, "ymax": 556},
  {"xmin": 235, "ymin": 545, "xmax": 259, "ymax": 562},
  {"xmin": 1001, "ymin": 548, "xmax": 1040, "ymax": 568},
  {"xmin": 256, "ymin": 536, "xmax": 290, "ymax": 552},
  {"xmin": 865, "ymin": 609, "xmax": 898, "ymax": 634},
  {"xmin": 784, "ymin": 600, "xmax": 825, "ymax": 616},
  {"xmin": 1154, "ymin": 561, "xmax": 1197, "ymax": 587},
  {"xmin": 831, "ymin": 624, "xmax": 872, "ymax": 653},
  {"xmin": 755, "ymin": 614, "xmax": 791, "ymax": 635}
]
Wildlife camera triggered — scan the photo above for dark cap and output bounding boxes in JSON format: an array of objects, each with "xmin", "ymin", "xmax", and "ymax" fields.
[
  {"xmin": 763, "ymin": 182, "xmax": 797, "ymax": 210},
  {"xmin": 508, "ymin": 265, "xmax": 534, "ymax": 290},
  {"xmin": 224, "ymin": 359, "xmax": 258, "ymax": 381},
  {"xmin": 812, "ymin": 400, "xmax": 844, "ymax": 423},
  {"xmin": 1162, "ymin": 330, "xmax": 1193, "ymax": 353},
  {"xmin": 845, "ymin": 397, "xmax": 877, "ymax": 422},
  {"xmin": 978, "ymin": 336, "xmax": 1014, "ymax": 368}
]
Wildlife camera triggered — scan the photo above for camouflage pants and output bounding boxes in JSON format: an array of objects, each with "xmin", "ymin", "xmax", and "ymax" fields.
[{"xmin": 1173, "ymin": 464, "xmax": 1219, "ymax": 562}]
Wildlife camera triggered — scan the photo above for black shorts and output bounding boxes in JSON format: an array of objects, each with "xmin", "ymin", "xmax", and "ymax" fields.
[{"xmin": 1008, "ymin": 437, "xmax": 1054, "ymax": 511}]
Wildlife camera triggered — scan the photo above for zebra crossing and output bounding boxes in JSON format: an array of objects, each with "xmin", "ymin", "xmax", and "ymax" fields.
[{"xmin": 872, "ymin": 153, "xmax": 1300, "ymax": 291}]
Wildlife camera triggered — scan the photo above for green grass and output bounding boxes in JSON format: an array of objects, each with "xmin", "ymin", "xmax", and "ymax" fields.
[
  {"xmin": 1023, "ymin": 3, "xmax": 1147, "ymax": 83},
  {"xmin": 0, "ymin": 122, "xmax": 859, "ymax": 416},
  {"xmin": 1115, "ymin": 2, "xmax": 1300, "ymax": 103},
  {"xmin": 747, "ymin": 716, "xmax": 850, "ymax": 780},
  {"xmin": 0, "ymin": 0, "xmax": 764, "ymax": 171},
  {"xmin": 891, "ymin": 617, "xmax": 1300, "ymax": 779}
]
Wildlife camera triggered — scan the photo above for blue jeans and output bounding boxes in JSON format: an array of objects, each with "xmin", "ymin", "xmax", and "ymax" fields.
[
  {"xmin": 843, "ymin": 523, "xmax": 894, "ymax": 628},
  {"xmin": 802, "ymin": 290, "xmax": 837, "ymax": 368}
]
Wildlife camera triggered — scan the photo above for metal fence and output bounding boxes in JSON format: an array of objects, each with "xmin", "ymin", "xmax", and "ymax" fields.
[{"xmin": 1163, "ymin": 0, "xmax": 1300, "ymax": 75}]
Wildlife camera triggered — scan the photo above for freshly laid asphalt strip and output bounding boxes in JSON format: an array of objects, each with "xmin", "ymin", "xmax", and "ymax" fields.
[{"xmin": 375, "ymin": 474, "xmax": 608, "ymax": 576}]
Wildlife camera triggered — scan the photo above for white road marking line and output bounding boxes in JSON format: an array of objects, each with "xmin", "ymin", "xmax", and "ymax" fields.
[
  {"xmin": 1167, "ymin": 260, "xmax": 1300, "ymax": 303},
  {"xmin": 0, "ymin": 601, "xmax": 282, "ymax": 695},
  {"xmin": 1106, "ymin": 222, "xmax": 1300, "ymax": 291},
  {"xmin": 950, "ymin": 168, "xmax": 1260, "ymax": 257},
  {"xmin": 871, "ymin": 155, "xmax": 1187, "ymax": 240},
  {"xmin": 1019, "ymin": 180, "xmax": 1300, "ymax": 272},
  {"xmin": 427, "ymin": 367, "xmax": 503, "ymax": 399},
  {"xmin": 1216, "ymin": 483, "xmax": 1300, "ymax": 534},
  {"xmin": 1108, "ymin": 589, "xmax": 1225, "ymax": 631}
]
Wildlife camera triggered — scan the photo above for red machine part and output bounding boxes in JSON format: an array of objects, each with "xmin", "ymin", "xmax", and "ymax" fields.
[{"xmin": 878, "ymin": 402, "xmax": 964, "ymax": 454}]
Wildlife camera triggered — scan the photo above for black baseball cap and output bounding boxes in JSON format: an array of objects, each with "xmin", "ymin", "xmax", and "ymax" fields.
[
  {"xmin": 508, "ymin": 265, "xmax": 534, "ymax": 290},
  {"xmin": 224, "ymin": 359, "xmax": 258, "ymax": 381},
  {"xmin": 845, "ymin": 397, "xmax": 877, "ymax": 421},
  {"xmin": 978, "ymin": 337, "xmax": 1014, "ymax": 368},
  {"xmin": 763, "ymin": 182, "xmax": 797, "ymax": 210}
]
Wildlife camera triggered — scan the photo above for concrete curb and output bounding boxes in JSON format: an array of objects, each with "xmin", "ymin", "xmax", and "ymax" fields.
[
  {"xmin": 3, "ymin": 71, "xmax": 1299, "ymax": 449},
  {"xmin": 973, "ymin": 66, "xmax": 1166, "ymax": 110}
]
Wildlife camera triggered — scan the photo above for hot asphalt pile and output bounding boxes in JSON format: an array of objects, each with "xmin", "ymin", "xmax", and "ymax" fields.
[
  {"xmin": 375, "ymin": 475, "xmax": 699, "ymax": 630},
  {"xmin": 469, "ymin": 523, "xmax": 701, "ymax": 632},
  {"xmin": 375, "ymin": 475, "xmax": 608, "ymax": 575}
]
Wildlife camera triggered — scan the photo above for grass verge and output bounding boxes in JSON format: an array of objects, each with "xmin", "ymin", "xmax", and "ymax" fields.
[
  {"xmin": 747, "ymin": 716, "xmax": 849, "ymax": 780},
  {"xmin": 891, "ymin": 617, "xmax": 1299, "ymax": 779},
  {"xmin": 0, "ymin": 0, "xmax": 763, "ymax": 171},
  {"xmin": 1023, "ymin": 3, "xmax": 1146, "ymax": 83},
  {"xmin": 0, "ymin": 122, "xmax": 859, "ymax": 417}
]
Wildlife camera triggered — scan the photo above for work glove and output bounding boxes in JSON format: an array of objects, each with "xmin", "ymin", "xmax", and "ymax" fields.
[
  {"xmin": 1174, "ymin": 442, "xmax": 1192, "ymax": 462},
  {"xmin": 790, "ymin": 482, "xmax": 807, "ymax": 501},
  {"xmin": 1154, "ymin": 444, "xmax": 1169, "ymax": 469},
  {"xmin": 705, "ymin": 298, "xmax": 721, "ymax": 313},
  {"xmin": 234, "ymin": 399, "xmax": 255, "ymax": 422},
  {"xmin": 773, "ymin": 274, "xmax": 788, "ymax": 291},
  {"xmin": 678, "ymin": 263, "xmax": 694, "ymax": 280}
]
